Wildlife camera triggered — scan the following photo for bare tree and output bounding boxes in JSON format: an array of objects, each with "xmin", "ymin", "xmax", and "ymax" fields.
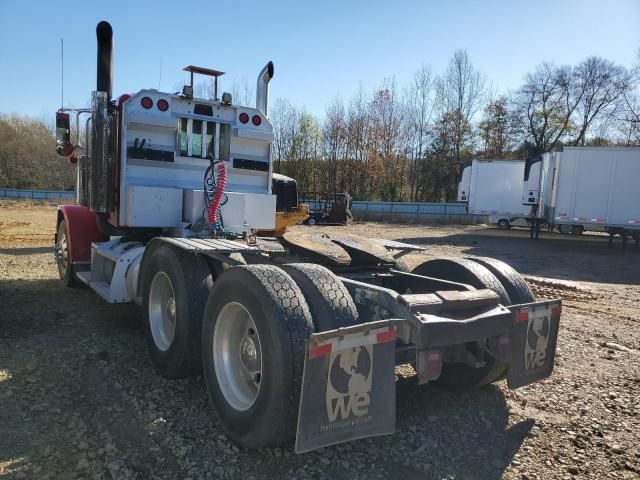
[
  {"xmin": 436, "ymin": 50, "xmax": 487, "ymax": 191},
  {"xmin": 230, "ymin": 78, "xmax": 255, "ymax": 107},
  {"xmin": 0, "ymin": 114, "xmax": 76, "ymax": 189},
  {"xmin": 323, "ymin": 96, "xmax": 347, "ymax": 193},
  {"xmin": 511, "ymin": 63, "xmax": 579, "ymax": 154},
  {"xmin": 404, "ymin": 64, "xmax": 435, "ymax": 201},
  {"xmin": 479, "ymin": 96, "xmax": 513, "ymax": 158},
  {"xmin": 571, "ymin": 57, "xmax": 632, "ymax": 145},
  {"xmin": 270, "ymin": 98, "xmax": 299, "ymax": 171},
  {"xmin": 437, "ymin": 50, "xmax": 487, "ymax": 121}
]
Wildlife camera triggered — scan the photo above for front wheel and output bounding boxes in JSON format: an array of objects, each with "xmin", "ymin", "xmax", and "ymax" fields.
[
  {"xmin": 55, "ymin": 220, "xmax": 76, "ymax": 287},
  {"xmin": 202, "ymin": 265, "xmax": 314, "ymax": 449}
]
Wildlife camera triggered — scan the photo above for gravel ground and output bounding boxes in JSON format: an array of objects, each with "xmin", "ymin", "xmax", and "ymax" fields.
[{"xmin": 1, "ymin": 201, "xmax": 639, "ymax": 479}]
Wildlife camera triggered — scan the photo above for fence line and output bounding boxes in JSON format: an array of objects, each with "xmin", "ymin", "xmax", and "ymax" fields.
[
  {"xmin": 305, "ymin": 199, "xmax": 477, "ymax": 224},
  {"xmin": 351, "ymin": 201, "xmax": 468, "ymax": 217},
  {"xmin": 0, "ymin": 189, "xmax": 480, "ymax": 223},
  {"xmin": 0, "ymin": 188, "xmax": 76, "ymax": 200}
]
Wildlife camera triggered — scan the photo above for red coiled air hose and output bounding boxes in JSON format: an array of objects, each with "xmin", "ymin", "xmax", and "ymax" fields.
[{"xmin": 207, "ymin": 160, "xmax": 228, "ymax": 226}]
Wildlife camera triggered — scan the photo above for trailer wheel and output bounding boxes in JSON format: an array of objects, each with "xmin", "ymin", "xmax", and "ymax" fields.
[
  {"xmin": 307, "ymin": 217, "xmax": 317, "ymax": 226},
  {"xmin": 571, "ymin": 225, "xmax": 584, "ymax": 235},
  {"xmin": 497, "ymin": 219, "xmax": 511, "ymax": 230},
  {"xmin": 466, "ymin": 257, "xmax": 535, "ymax": 304},
  {"xmin": 282, "ymin": 263, "xmax": 358, "ymax": 331},
  {"xmin": 142, "ymin": 245, "xmax": 213, "ymax": 378},
  {"xmin": 55, "ymin": 220, "xmax": 76, "ymax": 287},
  {"xmin": 202, "ymin": 265, "xmax": 314, "ymax": 448},
  {"xmin": 412, "ymin": 258, "xmax": 511, "ymax": 305},
  {"xmin": 558, "ymin": 224, "xmax": 572, "ymax": 234},
  {"xmin": 411, "ymin": 258, "xmax": 511, "ymax": 389}
]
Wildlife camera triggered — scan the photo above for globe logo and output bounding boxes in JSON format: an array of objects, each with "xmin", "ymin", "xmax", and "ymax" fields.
[
  {"xmin": 325, "ymin": 346, "xmax": 373, "ymax": 422},
  {"xmin": 525, "ymin": 315, "xmax": 550, "ymax": 370}
]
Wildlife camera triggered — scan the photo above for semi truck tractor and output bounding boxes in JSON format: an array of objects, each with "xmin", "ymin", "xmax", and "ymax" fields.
[
  {"xmin": 53, "ymin": 21, "xmax": 562, "ymax": 453},
  {"xmin": 458, "ymin": 159, "xmax": 530, "ymax": 229},
  {"xmin": 523, "ymin": 147, "xmax": 640, "ymax": 245}
]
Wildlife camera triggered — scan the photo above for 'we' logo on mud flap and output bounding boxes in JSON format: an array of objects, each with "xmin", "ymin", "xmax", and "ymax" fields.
[
  {"xmin": 325, "ymin": 346, "xmax": 372, "ymax": 422},
  {"xmin": 524, "ymin": 315, "xmax": 550, "ymax": 370}
]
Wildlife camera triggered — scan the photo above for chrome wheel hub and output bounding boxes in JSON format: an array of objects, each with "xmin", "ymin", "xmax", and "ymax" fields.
[
  {"xmin": 55, "ymin": 231, "xmax": 68, "ymax": 275},
  {"xmin": 148, "ymin": 272, "xmax": 177, "ymax": 352},
  {"xmin": 213, "ymin": 302, "xmax": 262, "ymax": 411}
]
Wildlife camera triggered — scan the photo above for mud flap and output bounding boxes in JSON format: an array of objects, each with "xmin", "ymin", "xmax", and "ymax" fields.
[
  {"xmin": 507, "ymin": 300, "xmax": 561, "ymax": 389},
  {"xmin": 295, "ymin": 321, "xmax": 398, "ymax": 454}
]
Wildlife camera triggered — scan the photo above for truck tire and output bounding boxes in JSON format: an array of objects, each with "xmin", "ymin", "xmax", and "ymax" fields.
[
  {"xmin": 466, "ymin": 257, "xmax": 535, "ymax": 304},
  {"xmin": 558, "ymin": 224, "xmax": 572, "ymax": 234},
  {"xmin": 141, "ymin": 244, "xmax": 213, "ymax": 379},
  {"xmin": 411, "ymin": 258, "xmax": 511, "ymax": 389},
  {"xmin": 412, "ymin": 258, "xmax": 511, "ymax": 305},
  {"xmin": 55, "ymin": 220, "xmax": 76, "ymax": 287},
  {"xmin": 393, "ymin": 255, "xmax": 412, "ymax": 273},
  {"xmin": 497, "ymin": 219, "xmax": 511, "ymax": 230},
  {"xmin": 282, "ymin": 263, "xmax": 358, "ymax": 331},
  {"xmin": 202, "ymin": 265, "xmax": 314, "ymax": 449}
]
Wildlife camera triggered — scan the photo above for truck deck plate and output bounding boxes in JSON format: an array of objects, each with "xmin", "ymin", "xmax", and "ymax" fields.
[
  {"xmin": 371, "ymin": 238, "xmax": 425, "ymax": 251},
  {"xmin": 160, "ymin": 237, "xmax": 257, "ymax": 253}
]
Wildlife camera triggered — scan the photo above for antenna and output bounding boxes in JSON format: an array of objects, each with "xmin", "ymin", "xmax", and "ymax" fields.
[{"xmin": 61, "ymin": 38, "xmax": 64, "ymax": 109}]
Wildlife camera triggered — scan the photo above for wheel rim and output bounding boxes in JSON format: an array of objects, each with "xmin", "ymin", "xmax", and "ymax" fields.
[
  {"xmin": 55, "ymin": 226, "xmax": 68, "ymax": 277},
  {"xmin": 148, "ymin": 272, "xmax": 177, "ymax": 351},
  {"xmin": 213, "ymin": 302, "xmax": 262, "ymax": 411}
]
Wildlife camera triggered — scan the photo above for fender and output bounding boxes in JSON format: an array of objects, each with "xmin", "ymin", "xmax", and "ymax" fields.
[{"xmin": 56, "ymin": 205, "xmax": 106, "ymax": 264}]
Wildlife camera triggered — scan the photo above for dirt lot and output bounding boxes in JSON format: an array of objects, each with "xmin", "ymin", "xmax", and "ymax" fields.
[{"xmin": 1, "ymin": 200, "xmax": 639, "ymax": 479}]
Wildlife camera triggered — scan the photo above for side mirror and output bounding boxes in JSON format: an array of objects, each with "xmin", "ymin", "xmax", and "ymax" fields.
[{"xmin": 56, "ymin": 111, "xmax": 73, "ymax": 156}]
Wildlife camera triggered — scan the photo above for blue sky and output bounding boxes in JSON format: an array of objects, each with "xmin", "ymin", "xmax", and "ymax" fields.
[{"xmin": 0, "ymin": 0, "xmax": 638, "ymax": 120}]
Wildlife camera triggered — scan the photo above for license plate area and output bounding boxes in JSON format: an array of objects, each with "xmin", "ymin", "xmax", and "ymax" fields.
[
  {"xmin": 295, "ymin": 320, "xmax": 398, "ymax": 453},
  {"xmin": 507, "ymin": 300, "xmax": 561, "ymax": 389}
]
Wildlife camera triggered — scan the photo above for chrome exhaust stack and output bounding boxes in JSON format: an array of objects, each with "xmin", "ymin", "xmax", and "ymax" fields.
[
  {"xmin": 96, "ymin": 21, "xmax": 113, "ymax": 102},
  {"xmin": 90, "ymin": 20, "xmax": 116, "ymax": 216},
  {"xmin": 256, "ymin": 61, "xmax": 274, "ymax": 117}
]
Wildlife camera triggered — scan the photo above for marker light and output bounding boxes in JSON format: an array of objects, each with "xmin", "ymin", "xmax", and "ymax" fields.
[{"xmin": 157, "ymin": 99, "xmax": 169, "ymax": 111}]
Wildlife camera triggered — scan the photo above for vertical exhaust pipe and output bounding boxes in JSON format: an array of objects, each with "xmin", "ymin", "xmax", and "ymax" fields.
[
  {"xmin": 256, "ymin": 61, "xmax": 274, "ymax": 117},
  {"xmin": 96, "ymin": 21, "xmax": 113, "ymax": 101}
]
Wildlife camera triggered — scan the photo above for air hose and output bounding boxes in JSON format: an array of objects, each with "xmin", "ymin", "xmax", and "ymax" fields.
[{"xmin": 207, "ymin": 159, "xmax": 228, "ymax": 228}]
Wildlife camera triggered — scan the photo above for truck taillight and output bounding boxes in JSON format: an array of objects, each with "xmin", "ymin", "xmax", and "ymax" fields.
[
  {"xmin": 141, "ymin": 97, "xmax": 153, "ymax": 109},
  {"xmin": 157, "ymin": 99, "xmax": 169, "ymax": 112},
  {"xmin": 252, "ymin": 115, "xmax": 261, "ymax": 126},
  {"xmin": 239, "ymin": 113, "xmax": 249, "ymax": 124}
]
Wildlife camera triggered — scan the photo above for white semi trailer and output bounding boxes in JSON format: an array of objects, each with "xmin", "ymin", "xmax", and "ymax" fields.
[
  {"xmin": 522, "ymin": 147, "xmax": 640, "ymax": 246},
  {"xmin": 458, "ymin": 159, "xmax": 530, "ymax": 229}
]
